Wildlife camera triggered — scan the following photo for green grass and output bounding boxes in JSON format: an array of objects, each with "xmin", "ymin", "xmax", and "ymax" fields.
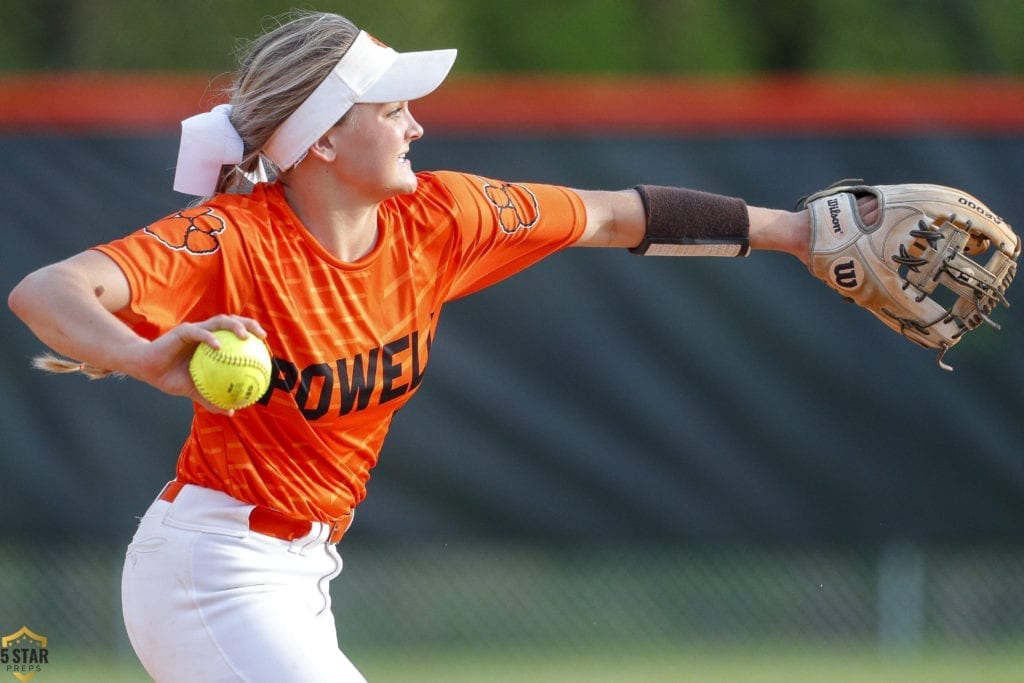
[
  {"xmin": 354, "ymin": 644, "xmax": 1024, "ymax": 683},
  {"xmin": 39, "ymin": 643, "xmax": 1024, "ymax": 683},
  {"xmin": 15, "ymin": 657, "xmax": 146, "ymax": 683}
]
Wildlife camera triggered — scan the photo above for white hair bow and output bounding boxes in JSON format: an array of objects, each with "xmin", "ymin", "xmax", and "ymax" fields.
[{"xmin": 173, "ymin": 103, "xmax": 244, "ymax": 196}]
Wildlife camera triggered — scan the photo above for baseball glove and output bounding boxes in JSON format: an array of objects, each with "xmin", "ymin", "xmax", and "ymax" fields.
[{"xmin": 800, "ymin": 181, "xmax": 1019, "ymax": 370}]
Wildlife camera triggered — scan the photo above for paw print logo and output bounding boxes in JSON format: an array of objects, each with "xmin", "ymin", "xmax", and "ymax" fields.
[
  {"xmin": 482, "ymin": 181, "xmax": 540, "ymax": 234},
  {"xmin": 144, "ymin": 207, "xmax": 227, "ymax": 255}
]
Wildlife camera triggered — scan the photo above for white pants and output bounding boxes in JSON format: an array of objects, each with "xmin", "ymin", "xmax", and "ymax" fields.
[{"xmin": 121, "ymin": 483, "xmax": 366, "ymax": 682}]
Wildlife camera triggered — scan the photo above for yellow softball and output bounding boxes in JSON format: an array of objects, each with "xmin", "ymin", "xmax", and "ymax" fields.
[{"xmin": 188, "ymin": 330, "xmax": 272, "ymax": 410}]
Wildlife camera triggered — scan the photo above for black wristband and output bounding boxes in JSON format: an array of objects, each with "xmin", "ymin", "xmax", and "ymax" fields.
[{"xmin": 630, "ymin": 185, "xmax": 750, "ymax": 257}]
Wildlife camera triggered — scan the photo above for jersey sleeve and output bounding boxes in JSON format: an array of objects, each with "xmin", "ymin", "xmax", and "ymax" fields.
[
  {"xmin": 427, "ymin": 171, "xmax": 588, "ymax": 300},
  {"xmin": 92, "ymin": 202, "xmax": 254, "ymax": 339}
]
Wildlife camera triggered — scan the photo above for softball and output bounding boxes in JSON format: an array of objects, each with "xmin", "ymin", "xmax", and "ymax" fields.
[{"xmin": 189, "ymin": 330, "xmax": 272, "ymax": 410}]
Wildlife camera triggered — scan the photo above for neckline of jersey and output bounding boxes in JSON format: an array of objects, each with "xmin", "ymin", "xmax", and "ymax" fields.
[{"xmin": 267, "ymin": 181, "xmax": 387, "ymax": 271}]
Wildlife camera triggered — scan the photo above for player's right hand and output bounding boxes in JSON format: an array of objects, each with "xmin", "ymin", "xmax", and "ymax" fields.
[{"xmin": 131, "ymin": 315, "xmax": 267, "ymax": 414}]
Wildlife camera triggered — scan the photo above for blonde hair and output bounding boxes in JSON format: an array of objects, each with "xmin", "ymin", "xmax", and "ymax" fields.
[
  {"xmin": 32, "ymin": 353, "xmax": 120, "ymax": 380},
  {"xmin": 217, "ymin": 11, "xmax": 359, "ymax": 194}
]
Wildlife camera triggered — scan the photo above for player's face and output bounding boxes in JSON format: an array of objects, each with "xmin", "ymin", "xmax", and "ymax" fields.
[{"xmin": 328, "ymin": 102, "xmax": 424, "ymax": 200}]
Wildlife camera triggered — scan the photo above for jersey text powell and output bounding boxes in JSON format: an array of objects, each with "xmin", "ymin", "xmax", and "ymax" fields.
[{"xmin": 264, "ymin": 326, "xmax": 432, "ymax": 420}]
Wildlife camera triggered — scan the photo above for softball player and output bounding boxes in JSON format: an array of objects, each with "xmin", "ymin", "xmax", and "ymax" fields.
[{"xmin": 8, "ymin": 10, "xmax": 844, "ymax": 682}]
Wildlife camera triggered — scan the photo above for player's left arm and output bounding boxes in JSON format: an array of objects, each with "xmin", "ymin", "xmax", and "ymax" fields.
[
  {"xmin": 572, "ymin": 187, "xmax": 809, "ymax": 258},
  {"xmin": 572, "ymin": 187, "xmax": 879, "ymax": 264},
  {"xmin": 571, "ymin": 189, "xmax": 646, "ymax": 248}
]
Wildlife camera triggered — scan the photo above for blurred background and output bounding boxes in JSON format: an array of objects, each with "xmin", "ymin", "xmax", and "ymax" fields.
[{"xmin": 1, "ymin": 1, "xmax": 1023, "ymax": 681}]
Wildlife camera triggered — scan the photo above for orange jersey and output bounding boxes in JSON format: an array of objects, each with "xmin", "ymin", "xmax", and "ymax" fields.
[{"xmin": 94, "ymin": 171, "xmax": 586, "ymax": 522}]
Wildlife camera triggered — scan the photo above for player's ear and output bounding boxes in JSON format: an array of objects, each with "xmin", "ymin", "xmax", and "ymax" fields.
[{"xmin": 306, "ymin": 132, "xmax": 337, "ymax": 163}]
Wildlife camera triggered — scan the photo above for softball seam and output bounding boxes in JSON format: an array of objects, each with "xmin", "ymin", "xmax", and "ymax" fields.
[{"xmin": 190, "ymin": 341, "xmax": 272, "ymax": 409}]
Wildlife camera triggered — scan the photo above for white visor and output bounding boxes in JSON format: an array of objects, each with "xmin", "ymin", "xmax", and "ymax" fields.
[{"xmin": 263, "ymin": 31, "xmax": 457, "ymax": 171}]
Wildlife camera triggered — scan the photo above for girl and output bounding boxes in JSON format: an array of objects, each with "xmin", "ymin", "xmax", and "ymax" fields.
[{"xmin": 9, "ymin": 10, "xmax": 839, "ymax": 682}]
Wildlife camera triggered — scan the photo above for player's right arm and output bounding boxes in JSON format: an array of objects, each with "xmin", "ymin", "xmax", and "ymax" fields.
[
  {"xmin": 8, "ymin": 250, "xmax": 261, "ymax": 409},
  {"xmin": 9, "ymin": 251, "xmax": 143, "ymax": 371}
]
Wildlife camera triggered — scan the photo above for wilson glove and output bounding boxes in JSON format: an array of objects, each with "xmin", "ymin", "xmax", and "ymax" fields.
[{"xmin": 800, "ymin": 181, "xmax": 1019, "ymax": 370}]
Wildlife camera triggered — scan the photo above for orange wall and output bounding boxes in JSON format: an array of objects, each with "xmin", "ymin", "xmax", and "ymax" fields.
[{"xmin": 3, "ymin": 73, "xmax": 1023, "ymax": 134}]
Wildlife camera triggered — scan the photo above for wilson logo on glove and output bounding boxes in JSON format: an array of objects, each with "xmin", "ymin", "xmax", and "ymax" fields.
[
  {"xmin": 832, "ymin": 260, "xmax": 859, "ymax": 289},
  {"xmin": 827, "ymin": 197, "xmax": 844, "ymax": 235}
]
